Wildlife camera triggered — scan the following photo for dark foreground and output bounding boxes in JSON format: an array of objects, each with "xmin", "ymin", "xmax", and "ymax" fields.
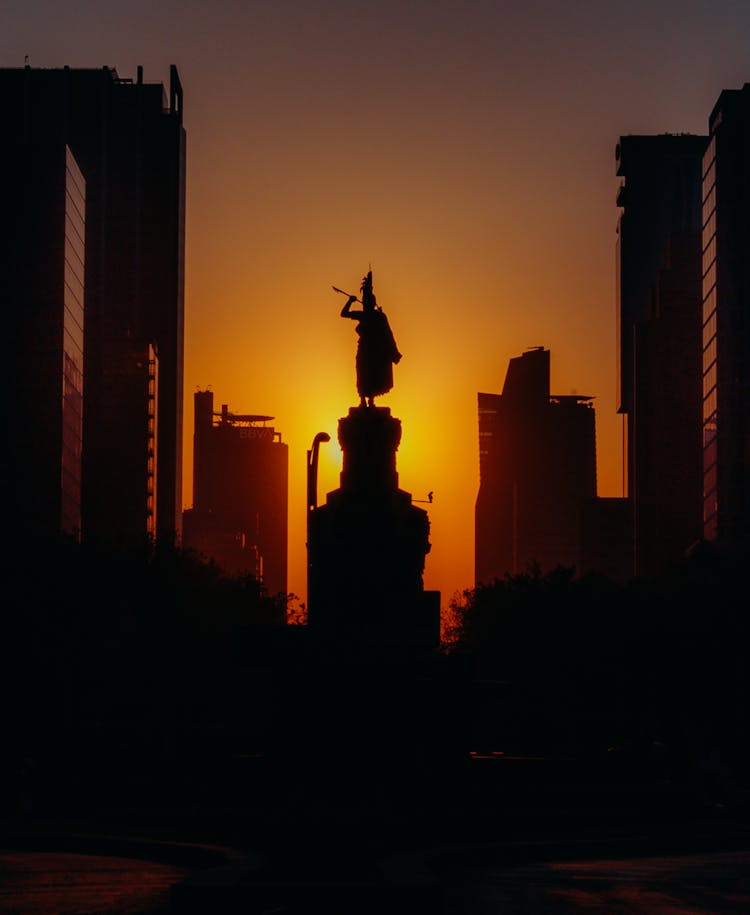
[
  {"xmin": 3, "ymin": 751, "xmax": 750, "ymax": 914},
  {"xmin": 4, "ymin": 843, "xmax": 750, "ymax": 914}
]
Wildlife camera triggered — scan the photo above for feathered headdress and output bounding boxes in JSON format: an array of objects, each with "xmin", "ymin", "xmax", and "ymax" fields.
[{"xmin": 360, "ymin": 270, "xmax": 377, "ymax": 310}]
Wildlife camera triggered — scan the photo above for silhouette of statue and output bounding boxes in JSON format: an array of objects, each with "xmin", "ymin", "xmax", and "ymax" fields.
[{"xmin": 339, "ymin": 271, "xmax": 401, "ymax": 407}]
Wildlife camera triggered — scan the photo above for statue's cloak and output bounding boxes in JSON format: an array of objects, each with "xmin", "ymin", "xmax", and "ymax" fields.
[{"xmin": 355, "ymin": 309, "xmax": 402, "ymax": 399}]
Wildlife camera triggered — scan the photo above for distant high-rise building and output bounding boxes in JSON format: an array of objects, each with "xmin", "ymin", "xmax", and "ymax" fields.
[
  {"xmin": 1, "ymin": 144, "xmax": 85, "ymax": 541},
  {"xmin": 183, "ymin": 390, "xmax": 288, "ymax": 597},
  {"xmin": 615, "ymin": 134, "xmax": 706, "ymax": 576},
  {"xmin": 0, "ymin": 64, "xmax": 186, "ymax": 546},
  {"xmin": 702, "ymin": 85, "xmax": 750, "ymax": 549},
  {"xmin": 475, "ymin": 347, "xmax": 597, "ymax": 583}
]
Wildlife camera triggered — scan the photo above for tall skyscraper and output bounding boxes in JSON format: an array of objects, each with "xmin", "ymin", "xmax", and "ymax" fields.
[
  {"xmin": 0, "ymin": 64, "xmax": 186, "ymax": 546},
  {"xmin": 615, "ymin": 134, "xmax": 706, "ymax": 577},
  {"xmin": 182, "ymin": 390, "xmax": 289, "ymax": 597},
  {"xmin": 702, "ymin": 85, "xmax": 750, "ymax": 549},
  {"xmin": 475, "ymin": 347, "xmax": 597, "ymax": 583},
  {"xmin": 1, "ymin": 144, "xmax": 85, "ymax": 541}
]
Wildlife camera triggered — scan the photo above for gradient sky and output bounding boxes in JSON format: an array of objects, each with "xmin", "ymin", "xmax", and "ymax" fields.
[{"xmin": 4, "ymin": 1, "xmax": 750, "ymax": 609}]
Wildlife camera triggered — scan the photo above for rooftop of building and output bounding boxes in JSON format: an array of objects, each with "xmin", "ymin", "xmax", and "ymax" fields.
[
  {"xmin": 616, "ymin": 133, "xmax": 708, "ymax": 176},
  {"xmin": 708, "ymin": 82, "xmax": 750, "ymax": 133},
  {"xmin": 0, "ymin": 63, "xmax": 182, "ymax": 120}
]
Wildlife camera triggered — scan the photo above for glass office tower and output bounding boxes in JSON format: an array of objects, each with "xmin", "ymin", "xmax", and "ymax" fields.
[
  {"xmin": 0, "ymin": 65, "xmax": 185, "ymax": 546},
  {"xmin": 702, "ymin": 85, "xmax": 750, "ymax": 548},
  {"xmin": 1, "ymin": 144, "xmax": 85, "ymax": 540},
  {"xmin": 615, "ymin": 133, "xmax": 706, "ymax": 576}
]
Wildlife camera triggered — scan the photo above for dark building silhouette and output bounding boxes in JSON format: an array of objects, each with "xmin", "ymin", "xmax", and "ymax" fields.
[
  {"xmin": 182, "ymin": 390, "xmax": 288, "ymax": 597},
  {"xmin": 1, "ymin": 144, "xmax": 85, "ymax": 540},
  {"xmin": 0, "ymin": 64, "xmax": 186, "ymax": 546},
  {"xmin": 701, "ymin": 85, "xmax": 750, "ymax": 551},
  {"xmin": 307, "ymin": 405, "xmax": 440, "ymax": 654},
  {"xmin": 99, "ymin": 342, "xmax": 159, "ymax": 541},
  {"xmin": 580, "ymin": 496, "xmax": 633, "ymax": 584},
  {"xmin": 475, "ymin": 347, "xmax": 597, "ymax": 583},
  {"xmin": 615, "ymin": 134, "xmax": 706, "ymax": 577}
]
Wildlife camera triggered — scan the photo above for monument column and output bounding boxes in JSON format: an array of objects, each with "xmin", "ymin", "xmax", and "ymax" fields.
[{"xmin": 306, "ymin": 271, "xmax": 440, "ymax": 655}]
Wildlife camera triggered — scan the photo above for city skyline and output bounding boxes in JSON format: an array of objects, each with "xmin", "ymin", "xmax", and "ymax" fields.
[
  {"xmin": 5, "ymin": 2, "xmax": 750, "ymax": 605},
  {"xmin": 6, "ymin": 10, "xmax": 750, "ymax": 905}
]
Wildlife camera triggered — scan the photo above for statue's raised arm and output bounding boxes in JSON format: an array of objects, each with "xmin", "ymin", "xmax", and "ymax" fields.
[
  {"xmin": 339, "ymin": 293, "xmax": 361, "ymax": 320},
  {"xmin": 334, "ymin": 271, "xmax": 401, "ymax": 408}
]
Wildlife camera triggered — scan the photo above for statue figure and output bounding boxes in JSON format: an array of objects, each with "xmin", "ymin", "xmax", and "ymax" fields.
[{"xmin": 337, "ymin": 271, "xmax": 402, "ymax": 407}]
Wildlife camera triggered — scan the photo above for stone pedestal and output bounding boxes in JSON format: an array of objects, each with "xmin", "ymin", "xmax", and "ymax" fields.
[{"xmin": 307, "ymin": 405, "xmax": 439, "ymax": 654}]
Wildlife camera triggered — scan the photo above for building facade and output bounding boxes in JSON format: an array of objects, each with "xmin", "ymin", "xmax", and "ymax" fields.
[
  {"xmin": 97, "ymin": 342, "xmax": 159, "ymax": 541},
  {"xmin": 1, "ymin": 144, "xmax": 85, "ymax": 541},
  {"xmin": 475, "ymin": 347, "xmax": 597, "ymax": 583},
  {"xmin": 0, "ymin": 64, "xmax": 185, "ymax": 546},
  {"xmin": 615, "ymin": 134, "xmax": 706, "ymax": 577},
  {"xmin": 702, "ymin": 85, "xmax": 750, "ymax": 550},
  {"xmin": 183, "ymin": 390, "xmax": 289, "ymax": 597}
]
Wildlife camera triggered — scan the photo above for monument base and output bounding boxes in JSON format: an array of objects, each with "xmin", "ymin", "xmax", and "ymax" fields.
[{"xmin": 307, "ymin": 404, "xmax": 439, "ymax": 655}]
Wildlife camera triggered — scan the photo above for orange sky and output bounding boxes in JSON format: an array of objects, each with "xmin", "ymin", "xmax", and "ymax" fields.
[{"xmin": 5, "ymin": 1, "xmax": 750, "ymax": 609}]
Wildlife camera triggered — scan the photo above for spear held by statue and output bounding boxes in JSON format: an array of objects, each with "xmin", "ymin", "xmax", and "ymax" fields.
[{"xmin": 332, "ymin": 285, "xmax": 361, "ymax": 302}]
